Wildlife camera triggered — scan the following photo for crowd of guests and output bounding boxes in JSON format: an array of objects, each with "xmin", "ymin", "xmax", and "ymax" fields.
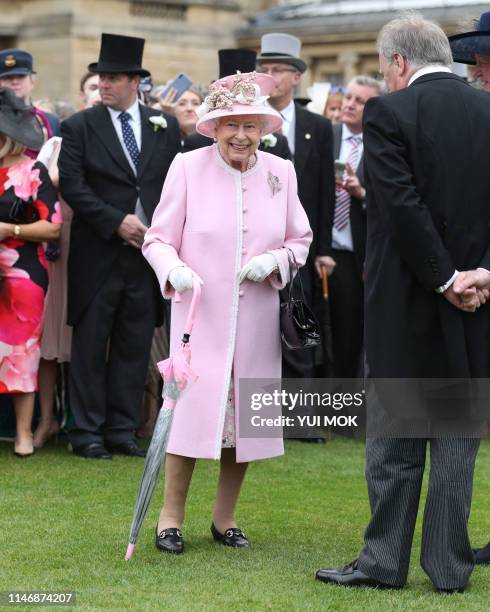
[
  {"xmin": 1, "ymin": 10, "xmax": 490, "ymax": 587},
  {"xmin": 0, "ymin": 33, "xmax": 360, "ymax": 457}
]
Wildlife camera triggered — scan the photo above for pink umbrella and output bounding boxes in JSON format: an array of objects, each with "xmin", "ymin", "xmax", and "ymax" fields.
[{"xmin": 125, "ymin": 279, "xmax": 201, "ymax": 560}]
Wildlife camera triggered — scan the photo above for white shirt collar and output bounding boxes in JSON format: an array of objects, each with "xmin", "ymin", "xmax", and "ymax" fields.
[
  {"xmin": 341, "ymin": 123, "xmax": 362, "ymax": 142},
  {"xmin": 279, "ymin": 99, "xmax": 295, "ymax": 122},
  {"xmin": 107, "ymin": 97, "xmax": 141, "ymax": 123},
  {"xmin": 408, "ymin": 65, "xmax": 452, "ymax": 87}
]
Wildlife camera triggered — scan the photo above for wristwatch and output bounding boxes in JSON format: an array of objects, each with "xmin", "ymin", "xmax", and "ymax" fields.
[{"xmin": 13, "ymin": 224, "xmax": 21, "ymax": 237}]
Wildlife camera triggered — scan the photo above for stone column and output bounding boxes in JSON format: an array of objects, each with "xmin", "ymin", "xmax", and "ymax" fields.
[{"xmin": 337, "ymin": 50, "xmax": 359, "ymax": 83}]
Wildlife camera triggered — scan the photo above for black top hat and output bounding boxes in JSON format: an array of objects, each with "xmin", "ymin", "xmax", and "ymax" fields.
[
  {"xmin": 0, "ymin": 87, "xmax": 44, "ymax": 150},
  {"xmin": 218, "ymin": 49, "xmax": 257, "ymax": 79},
  {"xmin": 0, "ymin": 49, "xmax": 35, "ymax": 78},
  {"xmin": 449, "ymin": 11, "xmax": 490, "ymax": 65},
  {"xmin": 88, "ymin": 33, "xmax": 150, "ymax": 77}
]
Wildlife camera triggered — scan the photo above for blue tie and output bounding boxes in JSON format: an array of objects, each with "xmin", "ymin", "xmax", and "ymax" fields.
[{"xmin": 119, "ymin": 111, "xmax": 140, "ymax": 169}]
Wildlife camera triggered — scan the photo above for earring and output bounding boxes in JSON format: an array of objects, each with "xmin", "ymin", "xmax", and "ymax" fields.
[{"xmin": 213, "ymin": 137, "xmax": 217, "ymax": 143}]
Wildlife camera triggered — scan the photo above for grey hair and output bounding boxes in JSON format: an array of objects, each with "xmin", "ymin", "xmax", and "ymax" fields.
[
  {"xmin": 349, "ymin": 75, "xmax": 385, "ymax": 95},
  {"xmin": 377, "ymin": 12, "xmax": 453, "ymax": 69}
]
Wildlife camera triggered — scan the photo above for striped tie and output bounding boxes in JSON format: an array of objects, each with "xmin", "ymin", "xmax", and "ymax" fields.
[{"xmin": 333, "ymin": 135, "xmax": 362, "ymax": 231}]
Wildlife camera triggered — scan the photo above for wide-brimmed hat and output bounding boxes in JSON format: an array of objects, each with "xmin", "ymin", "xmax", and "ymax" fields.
[
  {"xmin": 449, "ymin": 12, "xmax": 490, "ymax": 65},
  {"xmin": 0, "ymin": 87, "xmax": 44, "ymax": 149},
  {"xmin": 195, "ymin": 71, "xmax": 282, "ymax": 138},
  {"xmin": 88, "ymin": 33, "xmax": 150, "ymax": 77},
  {"xmin": 0, "ymin": 49, "xmax": 35, "ymax": 78},
  {"xmin": 256, "ymin": 33, "xmax": 307, "ymax": 74},
  {"xmin": 218, "ymin": 49, "xmax": 257, "ymax": 79}
]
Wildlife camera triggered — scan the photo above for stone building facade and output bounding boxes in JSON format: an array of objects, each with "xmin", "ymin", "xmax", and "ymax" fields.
[
  {"xmin": 0, "ymin": 1, "xmax": 486, "ymax": 104},
  {"xmin": 238, "ymin": 1, "xmax": 488, "ymax": 95},
  {"xmin": 0, "ymin": 0, "xmax": 275, "ymax": 105}
]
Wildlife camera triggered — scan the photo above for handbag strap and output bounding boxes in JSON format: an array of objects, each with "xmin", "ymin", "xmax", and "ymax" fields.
[{"xmin": 285, "ymin": 248, "xmax": 307, "ymax": 305}]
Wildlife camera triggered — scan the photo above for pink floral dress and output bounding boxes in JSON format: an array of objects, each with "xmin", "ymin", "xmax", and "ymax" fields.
[{"xmin": 0, "ymin": 160, "xmax": 61, "ymax": 393}]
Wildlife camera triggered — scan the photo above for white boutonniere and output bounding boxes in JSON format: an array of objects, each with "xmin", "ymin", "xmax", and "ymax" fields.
[
  {"xmin": 149, "ymin": 115, "xmax": 167, "ymax": 132},
  {"xmin": 267, "ymin": 171, "xmax": 282, "ymax": 197},
  {"xmin": 261, "ymin": 133, "xmax": 277, "ymax": 149}
]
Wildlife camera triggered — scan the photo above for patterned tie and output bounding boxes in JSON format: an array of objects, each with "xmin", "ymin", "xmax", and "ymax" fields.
[
  {"xmin": 119, "ymin": 111, "xmax": 140, "ymax": 169},
  {"xmin": 333, "ymin": 135, "xmax": 362, "ymax": 231}
]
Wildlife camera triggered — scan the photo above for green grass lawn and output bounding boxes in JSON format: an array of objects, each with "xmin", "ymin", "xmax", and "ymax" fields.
[{"xmin": 1, "ymin": 437, "xmax": 489, "ymax": 611}]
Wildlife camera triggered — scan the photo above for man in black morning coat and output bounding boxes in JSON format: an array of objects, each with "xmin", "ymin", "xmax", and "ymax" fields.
[
  {"xmin": 59, "ymin": 34, "xmax": 180, "ymax": 459},
  {"xmin": 316, "ymin": 15, "xmax": 490, "ymax": 593}
]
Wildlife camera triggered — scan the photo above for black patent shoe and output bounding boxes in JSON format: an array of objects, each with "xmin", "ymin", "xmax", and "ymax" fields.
[
  {"xmin": 106, "ymin": 440, "xmax": 146, "ymax": 457},
  {"xmin": 72, "ymin": 442, "xmax": 112, "ymax": 460},
  {"xmin": 473, "ymin": 541, "xmax": 490, "ymax": 565},
  {"xmin": 211, "ymin": 523, "xmax": 250, "ymax": 548},
  {"xmin": 316, "ymin": 560, "xmax": 402, "ymax": 589},
  {"xmin": 155, "ymin": 526, "xmax": 184, "ymax": 554}
]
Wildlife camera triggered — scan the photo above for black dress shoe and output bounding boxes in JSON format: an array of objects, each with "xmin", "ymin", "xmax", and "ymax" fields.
[
  {"xmin": 436, "ymin": 586, "xmax": 466, "ymax": 594},
  {"xmin": 155, "ymin": 527, "xmax": 184, "ymax": 554},
  {"xmin": 315, "ymin": 560, "xmax": 402, "ymax": 589},
  {"xmin": 106, "ymin": 440, "xmax": 146, "ymax": 457},
  {"xmin": 211, "ymin": 523, "xmax": 250, "ymax": 548},
  {"xmin": 72, "ymin": 442, "xmax": 112, "ymax": 459},
  {"xmin": 473, "ymin": 541, "xmax": 490, "ymax": 565}
]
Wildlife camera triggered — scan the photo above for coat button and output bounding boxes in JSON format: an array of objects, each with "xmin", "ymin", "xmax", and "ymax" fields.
[
  {"xmin": 243, "ymin": 226, "xmax": 248, "ymax": 232},
  {"xmin": 242, "ymin": 247, "xmax": 247, "ymax": 254},
  {"xmin": 243, "ymin": 206, "xmax": 248, "ymax": 213},
  {"xmin": 242, "ymin": 185, "xmax": 247, "ymax": 191},
  {"xmin": 239, "ymin": 290, "xmax": 244, "ymax": 297}
]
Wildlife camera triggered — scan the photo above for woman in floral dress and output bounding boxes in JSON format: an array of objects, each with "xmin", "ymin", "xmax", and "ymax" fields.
[{"xmin": 0, "ymin": 88, "xmax": 61, "ymax": 456}]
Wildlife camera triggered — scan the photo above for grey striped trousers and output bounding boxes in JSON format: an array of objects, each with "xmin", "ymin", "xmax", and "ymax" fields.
[{"xmin": 357, "ymin": 438, "xmax": 480, "ymax": 589}]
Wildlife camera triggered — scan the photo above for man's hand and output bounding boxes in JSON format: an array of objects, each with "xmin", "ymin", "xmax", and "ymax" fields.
[
  {"xmin": 315, "ymin": 255, "xmax": 336, "ymax": 278},
  {"xmin": 444, "ymin": 270, "xmax": 490, "ymax": 312},
  {"xmin": 341, "ymin": 162, "xmax": 366, "ymax": 200},
  {"xmin": 453, "ymin": 269, "xmax": 490, "ymax": 294},
  {"xmin": 117, "ymin": 214, "xmax": 148, "ymax": 249}
]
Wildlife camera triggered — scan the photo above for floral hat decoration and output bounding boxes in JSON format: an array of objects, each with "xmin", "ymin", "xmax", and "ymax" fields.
[{"xmin": 195, "ymin": 71, "xmax": 282, "ymax": 138}]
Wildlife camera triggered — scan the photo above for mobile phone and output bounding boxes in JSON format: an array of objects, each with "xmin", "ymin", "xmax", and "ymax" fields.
[
  {"xmin": 161, "ymin": 73, "xmax": 193, "ymax": 102},
  {"xmin": 334, "ymin": 160, "xmax": 346, "ymax": 178}
]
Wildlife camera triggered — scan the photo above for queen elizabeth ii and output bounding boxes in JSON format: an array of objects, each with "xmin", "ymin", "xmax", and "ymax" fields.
[{"xmin": 142, "ymin": 70, "xmax": 312, "ymax": 554}]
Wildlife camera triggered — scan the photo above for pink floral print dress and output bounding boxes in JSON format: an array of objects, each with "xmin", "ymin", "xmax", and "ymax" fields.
[{"xmin": 0, "ymin": 160, "xmax": 61, "ymax": 393}]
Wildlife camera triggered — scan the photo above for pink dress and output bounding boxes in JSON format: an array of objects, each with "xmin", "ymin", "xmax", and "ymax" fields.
[{"xmin": 37, "ymin": 138, "xmax": 73, "ymax": 363}]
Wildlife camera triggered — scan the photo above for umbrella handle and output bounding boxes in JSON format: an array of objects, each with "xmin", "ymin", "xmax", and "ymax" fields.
[
  {"xmin": 174, "ymin": 279, "xmax": 201, "ymax": 337},
  {"xmin": 321, "ymin": 265, "xmax": 329, "ymax": 300}
]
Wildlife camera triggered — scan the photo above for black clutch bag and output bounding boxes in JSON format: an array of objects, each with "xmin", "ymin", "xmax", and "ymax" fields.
[{"xmin": 280, "ymin": 250, "xmax": 321, "ymax": 350}]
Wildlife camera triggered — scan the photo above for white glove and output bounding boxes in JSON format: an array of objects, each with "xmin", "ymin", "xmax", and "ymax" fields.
[
  {"xmin": 238, "ymin": 254, "xmax": 279, "ymax": 284},
  {"xmin": 168, "ymin": 266, "xmax": 203, "ymax": 293}
]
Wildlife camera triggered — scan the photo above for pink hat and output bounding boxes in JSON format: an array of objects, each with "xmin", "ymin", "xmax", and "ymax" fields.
[{"xmin": 196, "ymin": 71, "xmax": 282, "ymax": 138}]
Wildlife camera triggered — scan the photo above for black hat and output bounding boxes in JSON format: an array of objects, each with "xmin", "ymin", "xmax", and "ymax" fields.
[
  {"xmin": 0, "ymin": 87, "xmax": 44, "ymax": 150},
  {"xmin": 0, "ymin": 49, "xmax": 35, "ymax": 78},
  {"xmin": 88, "ymin": 33, "xmax": 150, "ymax": 77},
  {"xmin": 218, "ymin": 49, "xmax": 257, "ymax": 79},
  {"xmin": 449, "ymin": 11, "xmax": 490, "ymax": 65}
]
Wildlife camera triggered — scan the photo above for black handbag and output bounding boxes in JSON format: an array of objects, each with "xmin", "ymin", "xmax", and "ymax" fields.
[{"xmin": 280, "ymin": 250, "xmax": 321, "ymax": 350}]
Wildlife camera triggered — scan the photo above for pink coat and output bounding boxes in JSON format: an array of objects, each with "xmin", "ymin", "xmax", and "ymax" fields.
[{"xmin": 143, "ymin": 144, "xmax": 312, "ymax": 462}]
